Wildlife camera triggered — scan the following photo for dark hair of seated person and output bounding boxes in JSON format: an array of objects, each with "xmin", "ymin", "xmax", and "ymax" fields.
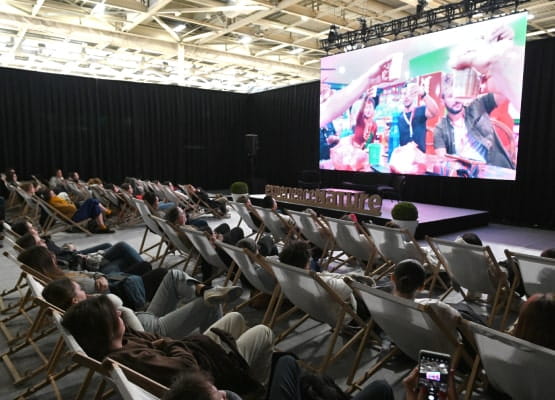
[
  {"xmin": 540, "ymin": 248, "xmax": 555, "ymax": 259},
  {"xmin": 392, "ymin": 259, "xmax": 426, "ymax": 298},
  {"xmin": 18, "ymin": 245, "xmax": 65, "ymax": 280},
  {"xmin": 460, "ymin": 232, "xmax": 482, "ymax": 246},
  {"xmin": 142, "ymin": 191, "xmax": 157, "ymax": 208},
  {"xmin": 236, "ymin": 238, "xmax": 257, "ymax": 254},
  {"xmin": 513, "ymin": 293, "xmax": 555, "ymax": 350},
  {"xmin": 279, "ymin": 240, "xmax": 310, "ymax": 269},
  {"xmin": 165, "ymin": 206, "xmax": 180, "ymax": 224},
  {"xmin": 16, "ymin": 232, "xmax": 37, "ymax": 249},
  {"xmin": 163, "ymin": 371, "xmax": 219, "ymax": 400},
  {"xmin": 42, "ymin": 277, "xmax": 76, "ymax": 310},
  {"xmin": 11, "ymin": 219, "xmax": 32, "ymax": 236},
  {"xmin": 262, "ymin": 195, "xmax": 275, "ymax": 209},
  {"xmin": 62, "ymin": 295, "xmax": 119, "ymax": 360},
  {"xmin": 38, "ymin": 188, "xmax": 54, "ymax": 202}
]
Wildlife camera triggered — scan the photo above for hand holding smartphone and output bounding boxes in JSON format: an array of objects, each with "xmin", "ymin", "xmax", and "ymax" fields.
[{"xmin": 418, "ymin": 350, "xmax": 451, "ymax": 400}]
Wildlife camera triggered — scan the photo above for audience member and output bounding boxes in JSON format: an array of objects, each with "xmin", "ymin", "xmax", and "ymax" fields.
[
  {"xmin": 38, "ymin": 188, "xmax": 113, "ymax": 233},
  {"xmin": 62, "ymin": 296, "xmax": 273, "ymax": 396},
  {"xmin": 143, "ymin": 191, "xmax": 174, "ymax": 214},
  {"xmin": 164, "ymin": 354, "xmax": 394, "ymax": 400},
  {"xmin": 49, "ymin": 168, "xmax": 66, "ymax": 192},
  {"xmin": 43, "ymin": 273, "xmax": 241, "ymax": 339},
  {"xmin": 18, "ymin": 245, "xmax": 158, "ymax": 310},
  {"xmin": 512, "ymin": 293, "xmax": 555, "ymax": 350}
]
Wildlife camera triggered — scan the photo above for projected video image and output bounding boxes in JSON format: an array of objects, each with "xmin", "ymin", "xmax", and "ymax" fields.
[{"xmin": 319, "ymin": 13, "xmax": 527, "ymax": 180}]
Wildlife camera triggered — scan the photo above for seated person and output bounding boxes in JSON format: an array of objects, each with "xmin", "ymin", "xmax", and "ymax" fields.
[
  {"xmin": 143, "ymin": 191, "xmax": 175, "ymax": 215},
  {"xmin": 38, "ymin": 188, "xmax": 113, "ymax": 233},
  {"xmin": 236, "ymin": 237, "xmax": 277, "ymax": 292},
  {"xmin": 540, "ymin": 248, "xmax": 555, "ymax": 259},
  {"xmin": 18, "ymin": 245, "xmax": 158, "ymax": 310},
  {"xmin": 185, "ymin": 184, "xmax": 228, "ymax": 216},
  {"xmin": 511, "ymin": 293, "xmax": 555, "ymax": 350},
  {"xmin": 43, "ymin": 273, "xmax": 242, "ymax": 339},
  {"xmin": 198, "ymin": 224, "xmax": 244, "ymax": 284},
  {"xmin": 278, "ymin": 240, "xmax": 374, "ymax": 326},
  {"xmin": 391, "ymin": 259, "xmax": 485, "ymax": 339},
  {"xmin": 163, "ymin": 354, "xmax": 393, "ymax": 400},
  {"xmin": 165, "ymin": 205, "xmax": 208, "ymax": 230},
  {"xmin": 49, "ymin": 168, "xmax": 67, "ymax": 192},
  {"xmin": 13, "ymin": 218, "xmax": 111, "ymax": 263},
  {"xmin": 62, "ymin": 296, "xmax": 273, "ymax": 396}
]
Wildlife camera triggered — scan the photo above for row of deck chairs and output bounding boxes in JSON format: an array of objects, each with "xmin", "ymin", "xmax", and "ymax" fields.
[
  {"xmin": 209, "ymin": 238, "xmax": 555, "ymax": 399},
  {"xmin": 1, "ymin": 217, "xmax": 555, "ymax": 399},
  {"xmin": 0, "ymin": 251, "xmax": 169, "ymax": 399}
]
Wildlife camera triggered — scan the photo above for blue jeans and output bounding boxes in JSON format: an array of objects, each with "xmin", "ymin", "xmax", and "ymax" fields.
[
  {"xmin": 101, "ymin": 241, "xmax": 143, "ymax": 274},
  {"xmin": 72, "ymin": 198, "xmax": 102, "ymax": 222},
  {"xmin": 78, "ymin": 243, "xmax": 112, "ymax": 255},
  {"xmin": 266, "ymin": 355, "xmax": 394, "ymax": 400}
]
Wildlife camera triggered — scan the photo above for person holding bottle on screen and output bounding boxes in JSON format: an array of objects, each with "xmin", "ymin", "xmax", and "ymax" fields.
[
  {"xmin": 433, "ymin": 25, "xmax": 523, "ymax": 169},
  {"xmin": 398, "ymin": 82, "xmax": 439, "ymax": 153}
]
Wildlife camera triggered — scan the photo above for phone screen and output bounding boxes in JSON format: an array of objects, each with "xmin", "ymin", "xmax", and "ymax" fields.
[{"xmin": 418, "ymin": 351, "xmax": 450, "ymax": 400}]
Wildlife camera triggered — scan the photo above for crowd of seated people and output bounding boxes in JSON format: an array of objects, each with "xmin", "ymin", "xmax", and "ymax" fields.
[{"xmin": 3, "ymin": 167, "xmax": 555, "ymax": 400}]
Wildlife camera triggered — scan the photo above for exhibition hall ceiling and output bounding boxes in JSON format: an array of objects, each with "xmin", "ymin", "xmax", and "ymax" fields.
[{"xmin": 0, "ymin": 0, "xmax": 552, "ymax": 93}]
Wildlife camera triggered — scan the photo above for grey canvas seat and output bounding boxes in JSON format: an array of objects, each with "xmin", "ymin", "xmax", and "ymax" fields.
[
  {"xmin": 132, "ymin": 198, "xmax": 169, "ymax": 261},
  {"xmin": 252, "ymin": 205, "xmax": 295, "ymax": 244},
  {"xmin": 267, "ymin": 259, "xmax": 367, "ymax": 374},
  {"xmin": 504, "ymin": 249, "xmax": 555, "ymax": 296},
  {"xmin": 150, "ymin": 215, "xmax": 195, "ymax": 270},
  {"xmin": 325, "ymin": 216, "xmax": 387, "ymax": 276},
  {"xmin": 230, "ymin": 201, "xmax": 264, "ymax": 240},
  {"xmin": 347, "ymin": 282, "xmax": 469, "ymax": 392},
  {"xmin": 217, "ymin": 242, "xmax": 280, "ymax": 325},
  {"xmin": 427, "ymin": 236, "xmax": 515, "ymax": 328},
  {"xmin": 466, "ymin": 321, "xmax": 555, "ymax": 400}
]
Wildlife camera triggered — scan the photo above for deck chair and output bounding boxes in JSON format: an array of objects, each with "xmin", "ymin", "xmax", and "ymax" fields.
[
  {"xmin": 0, "ymin": 252, "xmax": 51, "ymax": 344},
  {"xmin": 150, "ymin": 215, "xmax": 195, "ymax": 270},
  {"xmin": 33, "ymin": 194, "xmax": 92, "ymax": 236},
  {"xmin": 114, "ymin": 190, "xmax": 143, "ymax": 226},
  {"xmin": 365, "ymin": 223, "xmax": 447, "ymax": 294},
  {"xmin": 1, "ymin": 234, "xmax": 29, "ymax": 314},
  {"xmin": 103, "ymin": 358, "xmax": 168, "ymax": 400},
  {"xmin": 466, "ymin": 321, "xmax": 555, "ymax": 400},
  {"xmin": 427, "ymin": 236, "xmax": 515, "ymax": 329},
  {"xmin": 216, "ymin": 242, "xmax": 282, "ymax": 325},
  {"xmin": 19, "ymin": 308, "xmax": 113, "ymax": 400},
  {"xmin": 13, "ymin": 187, "xmax": 41, "ymax": 224},
  {"xmin": 182, "ymin": 184, "xmax": 226, "ymax": 218},
  {"xmin": 267, "ymin": 259, "xmax": 368, "ymax": 374},
  {"xmin": 66, "ymin": 181, "xmax": 91, "ymax": 203},
  {"xmin": 347, "ymin": 282, "xmax": 469, "ymax": 392},
  {"xmin": 132, "ymin": 198, "xmax": 169, "ymax": 262},
  {"xmin": 1, "ymin": 270, "xmax": 61, "ymax": 386},
  {"xmin": 325, "ymin": 217, "xmax": 389, "ymax": 277},
  {"xmin": 286, "ymin": 209, "xmax": 339, "ymax": 269},
  {"xmin": 504, "ymin": 249, "xmax": 555, "ymax": 296},
  {"xmin": 230, "ymin": 201, "xmax": 265, "ymax": 240},
  {"xmin": 252, "ymin": 205, "xmax": 296, "ymax": 244},
  {"xmin": 182, "ymin": 226, "xmax": 229, "ymax": 283}
]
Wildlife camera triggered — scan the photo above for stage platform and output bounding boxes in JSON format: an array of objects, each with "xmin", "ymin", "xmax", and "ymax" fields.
[{"xmin": 250, "ymin": 193, "xmax": 489, "ymax": 239}]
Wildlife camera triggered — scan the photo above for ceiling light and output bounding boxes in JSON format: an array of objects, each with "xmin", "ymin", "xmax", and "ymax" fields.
[
  {"xmin": 239, "ymin": 35, "xmax": 252, "ymax": 44},
  {"xmin": 173, "ymin": 24, "xmax": 186, "ymax": 33},
  {"xmin": 91, "ymin": 1, "xmax": 105, "ymax": 16}
]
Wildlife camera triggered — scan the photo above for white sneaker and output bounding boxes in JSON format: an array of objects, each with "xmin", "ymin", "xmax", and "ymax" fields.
[{"xmin": 203, "ymin": 286, "xmax": 243, "ymax": 305}]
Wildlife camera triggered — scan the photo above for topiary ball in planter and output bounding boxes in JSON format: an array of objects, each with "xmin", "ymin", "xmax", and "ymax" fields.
[
  {"xmin": 391, "ymin": 201, "xmax": 419, "ymax": 236},
  {"xmin": 230, "ymin": 181, "xmax": 249, "ymax": 201}
]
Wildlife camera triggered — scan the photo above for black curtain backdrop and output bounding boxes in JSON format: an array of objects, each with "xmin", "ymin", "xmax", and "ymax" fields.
[
  {"xmin": 0, "ymin": 68, "xmax": 249, "ymax": 189},
  {"xmin": 1, "ymin": 37, "xmax": 555, "ymax": 228}
]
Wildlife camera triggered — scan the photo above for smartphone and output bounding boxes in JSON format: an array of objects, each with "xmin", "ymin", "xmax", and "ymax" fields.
[{"xmin": 418, "ymin": 350, "xmax": 451, "ymax": 400}]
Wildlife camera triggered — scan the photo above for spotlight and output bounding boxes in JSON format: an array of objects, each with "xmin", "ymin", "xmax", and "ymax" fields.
[
  {"xmin": 328, "ymin": 25, "xmax": 339, "ymax": 43},
  {"xmin": 417, "ymin": 0, "xmax": 428, "ymax": 17}
]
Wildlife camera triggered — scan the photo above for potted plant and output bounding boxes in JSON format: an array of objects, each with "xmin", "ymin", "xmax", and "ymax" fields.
[
  {"xmin": 230, "ymin": 181, "xmax": 249, "ymax": 201},
  {"xmin": 391, "ymin": 201, "xmax": 419, "ymax": 236}
]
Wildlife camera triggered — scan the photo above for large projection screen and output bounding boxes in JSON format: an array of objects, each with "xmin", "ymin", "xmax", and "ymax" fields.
[{"xmin": 319, "ymin": 13, "xmax": 527, "ymax": 180}]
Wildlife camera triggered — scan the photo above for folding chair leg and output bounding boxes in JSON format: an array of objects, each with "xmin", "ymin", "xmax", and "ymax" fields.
[
  {"xmin": 348, "ymin": 346, "xmax": 400, "ymax": 394},
  {"xmin": 464, "ymin": 355, "xmax": 481, "ymax": 400}
]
